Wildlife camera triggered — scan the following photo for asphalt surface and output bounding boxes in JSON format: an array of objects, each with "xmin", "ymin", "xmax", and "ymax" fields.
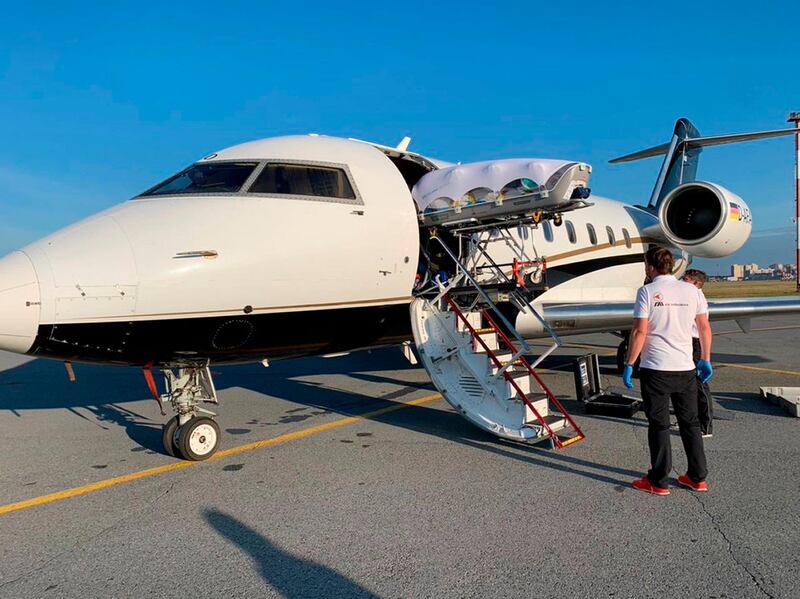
[{"xmin": 1, "ymin": 316, "xmax": 799, "ymax": 599}]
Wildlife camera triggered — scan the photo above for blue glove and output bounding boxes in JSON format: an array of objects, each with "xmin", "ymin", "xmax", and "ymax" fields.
[
  {"xmin": 697, "ymin": 360, "xmax": 713, "ymax": 384},
  {"xmin": 622, "ymin": 364, "xmax": 634, "ymax": 389}
]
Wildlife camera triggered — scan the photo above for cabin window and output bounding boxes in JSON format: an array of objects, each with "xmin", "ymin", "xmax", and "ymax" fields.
[
  {"xmin": 622, "ymin": 227, "xmax": 632, "ymax": 248},
  {"xmin": 249, "ymin": 163, "xmax": 356, "ymax": 200},
  {"xmin": 140, "ymin": 162, "xmax": 259, "ymax": 196},
  {"xmin": 565, "ymin": 221, "xmax": 577, "ymax": 244},
  {"xmin": 587, "ymin": 223, "xmax": 597, "ymax": 245},
  {"xmin": 542, "ymin": 221, "xmax": 554, "ymax": 242},
  {"xmin": 606, "ymin": 226, "xmax": 616, "ymax": 246}
]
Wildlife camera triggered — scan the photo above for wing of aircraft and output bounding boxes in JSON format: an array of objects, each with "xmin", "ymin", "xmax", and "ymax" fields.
[{"xmin": 517, "ymin": 296, "xmax": 800, "ymax": 339}]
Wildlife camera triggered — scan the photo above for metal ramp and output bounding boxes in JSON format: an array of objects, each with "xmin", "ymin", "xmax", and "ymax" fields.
[{"xmin": 411, "ymin": 236, "xmax": 585, "ymax": 448}]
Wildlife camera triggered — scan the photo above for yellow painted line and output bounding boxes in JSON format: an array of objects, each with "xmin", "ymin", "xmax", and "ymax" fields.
[
  {"xmin": 715, "ymin": 363, "xmax": 800, "ymax": 377},
  {"xmin": 0, "ymin": 393, "xmax": 442, "ymax": 517}
]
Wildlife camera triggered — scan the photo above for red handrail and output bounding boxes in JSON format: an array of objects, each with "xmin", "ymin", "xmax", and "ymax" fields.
[
  {"xmin": 442, "ymin": 295, "xmax": 571, "ymax": 446},
  {"xmin": 481, "ymin": 310, "xmax": 585, "ymax": 447}
]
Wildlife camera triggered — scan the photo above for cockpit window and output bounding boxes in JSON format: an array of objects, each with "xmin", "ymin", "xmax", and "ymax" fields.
[
  {"xmin": 249, "ymin": 163, "xmax": 356, "ymax": 200},
  {"xmin": 140, "ymin": 162, "xmax": 258, "ymax": 196}
]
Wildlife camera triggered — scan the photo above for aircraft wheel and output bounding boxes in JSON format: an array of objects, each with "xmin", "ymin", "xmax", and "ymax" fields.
[
  {"xmin": 162, "ymin": 415, "xmax": 181, "ymax": 458},
  {"xmin": 177, "ymin": 417, "xmax": 221, "ymax": 461}
]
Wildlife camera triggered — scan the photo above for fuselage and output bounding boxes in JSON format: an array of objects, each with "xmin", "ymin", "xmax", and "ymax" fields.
[{"xmin": 0, "ymin": 135, "xmax": 664, "ymax": 366}]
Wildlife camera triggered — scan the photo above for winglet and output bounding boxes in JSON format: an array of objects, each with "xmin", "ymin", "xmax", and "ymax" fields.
[{"xmin": 396, "ymin": 136, "xmax": 412, "ymax": 152}]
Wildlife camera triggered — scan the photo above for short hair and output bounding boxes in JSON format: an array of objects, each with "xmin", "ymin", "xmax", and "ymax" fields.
[
  {"xmin": 684, "ymin": 268, "xmax": 707, "ymax": 287},
  {"xmin": 645, "ymin": 245, "xmax": 674, "ymax": 275}
]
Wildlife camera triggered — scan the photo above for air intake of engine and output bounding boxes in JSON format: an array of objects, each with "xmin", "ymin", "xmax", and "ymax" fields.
[
  {"xmin": 663, "ymin": 184, "xmax": 722, "ymax": 242},
  {"xmin": 657, "ymin": 181, "xmax": 751, "ymax": 258}
]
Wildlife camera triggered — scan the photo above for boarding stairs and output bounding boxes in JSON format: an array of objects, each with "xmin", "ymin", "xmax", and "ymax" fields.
[{"xmin": 411, "ymin": 235, "xmax": 585, "ymax": 448}]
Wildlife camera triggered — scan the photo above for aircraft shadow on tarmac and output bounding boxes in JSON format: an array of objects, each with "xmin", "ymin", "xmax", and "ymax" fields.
[
  {"xmin": 0, "ymin": 348, "xmax": 779, "ymax": 487},
  {"xmin": 713, "ymin": 392, "xmax": 788, "ymax": 416},
  {"xmin": 0, "ymin": 349, "xmax": 428, "ymax": 452},
  {"xmin": 205, "ymin": 509, "xmax": 379, "ymax": 598}
]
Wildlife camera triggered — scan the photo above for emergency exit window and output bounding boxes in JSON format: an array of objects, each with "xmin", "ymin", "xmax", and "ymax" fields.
[{"xmin": 250, "ymin": 163, "xmax": 356, "ymax": 200}]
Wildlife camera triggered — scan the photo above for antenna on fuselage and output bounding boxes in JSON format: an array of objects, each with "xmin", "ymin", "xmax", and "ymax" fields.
[{"xmin": 396, "ymin": 136, "xmax": 411, "ymax": 152}]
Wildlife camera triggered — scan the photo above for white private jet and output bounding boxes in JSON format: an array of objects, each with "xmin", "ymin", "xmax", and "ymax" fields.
[{"xmin": 1, "ymin": 118, "xmax": 798, "ymax": 460}]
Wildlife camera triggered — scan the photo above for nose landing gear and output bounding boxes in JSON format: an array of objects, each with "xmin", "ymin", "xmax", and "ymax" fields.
[{"xmin": 149, "ymin": 365, "xmax": 222, "ymax": 460}]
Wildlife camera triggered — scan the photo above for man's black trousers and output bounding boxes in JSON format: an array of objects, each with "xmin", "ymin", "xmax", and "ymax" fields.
[
  {"xmin": 640, "ymin": 368, "xmax": 708, "ymax": 488},
  {"xmin": 692, "ymin": 337, "xmax": 714, "ymax": 434}
]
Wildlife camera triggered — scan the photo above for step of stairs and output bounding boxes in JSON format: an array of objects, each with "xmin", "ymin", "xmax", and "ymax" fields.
[
  {"xmin": 524, "ymin": 394, "xmax": 552, "ymax": 422},
  {"xmin": 472, "ymin": 330, "xmax": 500, "ymax": 352},
  {"xmin": 455, "ymin": 311, "xmax": 482, "ymax": 333},
  {"xmin": 527, "ymin": 412, "xmax": 567, "ymax": 430},
  {"xmin": 489, "ymin": 351, "xmax": 526, "ymax": 374},
  {"xmin": 411, "ymin": 291, "xmax": 584, "ymax": 449}
]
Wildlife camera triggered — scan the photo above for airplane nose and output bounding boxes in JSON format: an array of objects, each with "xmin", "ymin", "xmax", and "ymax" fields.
[{"xmin": 0, "ymin": 251, "xmax": 41, "ymax": 354}]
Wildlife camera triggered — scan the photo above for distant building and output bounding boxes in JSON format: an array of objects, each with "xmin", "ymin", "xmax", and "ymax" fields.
[
  {"xmin": 731, "ymin": 264, "xmax": 744, "ymax": 280},
  {"xmin": 750, "ymin": 269, "xmax": 777, "ymax": 280}
]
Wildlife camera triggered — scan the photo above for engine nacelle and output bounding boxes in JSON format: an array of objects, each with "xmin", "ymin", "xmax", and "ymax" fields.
[{"xmin": 658, "ymin": 181, "xmax": 752, "ymax": 258}]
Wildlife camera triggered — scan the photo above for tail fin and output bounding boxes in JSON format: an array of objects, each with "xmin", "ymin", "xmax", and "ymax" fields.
[{"xmin": 609, "ymin": 118, "xmax": 800, "ymax": 209}]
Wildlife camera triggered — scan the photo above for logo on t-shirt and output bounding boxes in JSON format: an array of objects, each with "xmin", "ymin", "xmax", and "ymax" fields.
[{"xmin": 653, "ymin": 292, "xmax": 664, "ymax": 307}]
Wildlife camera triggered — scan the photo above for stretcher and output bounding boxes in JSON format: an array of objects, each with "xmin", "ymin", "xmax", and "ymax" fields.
[{"xmin": 413, "ymin": 158, "xmax": 593, "ymax": 228}]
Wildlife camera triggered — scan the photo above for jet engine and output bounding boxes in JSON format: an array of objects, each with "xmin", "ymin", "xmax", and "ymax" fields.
[{"xmin": 657, "ymin": 181, "xmax": 752, "ymax": 258}]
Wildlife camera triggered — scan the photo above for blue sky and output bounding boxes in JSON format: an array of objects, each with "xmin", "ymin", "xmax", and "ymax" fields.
[{"xmin": 1, "ymin": 1, "xmax": 798, "ymax": 274}]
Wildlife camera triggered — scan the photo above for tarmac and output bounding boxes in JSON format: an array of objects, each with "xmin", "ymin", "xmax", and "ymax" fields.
[{"xmin": 0, "ymin": 315, "xmax": 798, "ymax": 599}]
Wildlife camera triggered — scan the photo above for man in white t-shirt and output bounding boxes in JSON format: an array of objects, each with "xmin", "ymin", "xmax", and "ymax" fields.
[{"xmin": 622, "ymin": 246, "xmax": 713, "ymax": 495}]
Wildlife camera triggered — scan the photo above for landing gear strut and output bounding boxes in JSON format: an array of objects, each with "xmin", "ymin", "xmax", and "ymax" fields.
[{"xmin": 153, "ymin": 365, "xmax": 221, "ymax": 460}]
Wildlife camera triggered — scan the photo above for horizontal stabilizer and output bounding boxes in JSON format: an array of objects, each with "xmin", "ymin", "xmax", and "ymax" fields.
[
  {"xmin": 610, "ymin": 126, "xmax": 800, "ymax": 164},
  {"xmin": 608, "ymin": 143, "xmax": 671, "ymax": 164}
]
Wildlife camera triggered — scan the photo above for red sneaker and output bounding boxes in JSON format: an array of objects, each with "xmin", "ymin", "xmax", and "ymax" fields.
[
  {"xmin": 632, "ymin": 477, "xmax": 670, "ymax": 495},
  {"xmin": 677, "ymin": 474, "xmax": 708, "ymax": 492}
]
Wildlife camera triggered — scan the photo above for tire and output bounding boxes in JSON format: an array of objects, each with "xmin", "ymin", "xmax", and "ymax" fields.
[
  {"xmin": 162, "ymin": 415, "xmax": 181, "ymax": 458},
  {"xmin": 177, "ymin": 417, "xmax": 221, "ymax": 461}
]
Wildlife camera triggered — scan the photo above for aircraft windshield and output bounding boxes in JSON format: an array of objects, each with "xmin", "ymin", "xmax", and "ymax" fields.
[{"xmin": 141, "ymin": 162, "xmax": 258, "ymax": 196}]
